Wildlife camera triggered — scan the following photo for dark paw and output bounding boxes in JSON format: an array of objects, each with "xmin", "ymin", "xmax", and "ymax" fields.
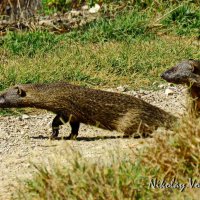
[{"xmin": 50, "ymin": 130, "xmax": 59, "ymax": 140}]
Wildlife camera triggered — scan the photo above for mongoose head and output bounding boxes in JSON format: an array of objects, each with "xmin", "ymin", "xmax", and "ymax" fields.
[
  {"xmin": 0, "ymin": 83, "xmax": 70, "ymax": 111},
  {"xmin": 161, "ymin": 60, "xmax": 200, "ymax": 86},
  {"xmin": 0, "ymin": 84, "xmax": 57, "ymax": 109},
  {"xmin": 0, "ymin": 86, "xmax": 27, "ymax": 108},
  {"xmin": 161, "ymin": 60, "xmax": 200, "ymax": 112}
]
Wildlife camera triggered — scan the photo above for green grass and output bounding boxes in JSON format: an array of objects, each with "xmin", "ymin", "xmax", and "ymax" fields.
[
  {"xmin": 0, "ymin": 37, "xmax": 199, "ymax": 91},
  {"xmin": 162, "ymin": 4, "xmax": 200, "ymax": 35},
  {"xmin": 0, "ymin": 108, "xmax": 25, "ymax": 116},
  {"xmin": 1, "ymin": 1, "xmax": 200, "ymax": 54},
  {"xmin": 1, "ymin": 8, "xmax": 152, "ymax": 54},
  {"xmin": 68, "ymin": 9, "xmax": 152, "ymax": 42},
  {"xmin": 1, "ymin": 31, "xmax": 63, "ymax": 57}
]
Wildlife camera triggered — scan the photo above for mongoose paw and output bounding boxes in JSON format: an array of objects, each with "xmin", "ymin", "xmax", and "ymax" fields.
[
  {"xmin": 50, "ymin": 130, "xmax": 59, "ymax": 140},
  {"xmin": 50, "ymin": 135, "xmax": 58, "ymax": 140}
]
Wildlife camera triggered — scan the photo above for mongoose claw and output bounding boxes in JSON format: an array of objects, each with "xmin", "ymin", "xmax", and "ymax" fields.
[{"xmin": 50, "ymin": 130, "xmax": 59, "ymax": 140}]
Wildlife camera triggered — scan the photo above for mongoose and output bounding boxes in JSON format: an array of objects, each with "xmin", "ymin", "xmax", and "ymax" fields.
[
  {"xmin": 161, "ymin": 59, "xmax": 200, "ymax": 111},
  {"xmin": 0, "ymin": 82, "xmax": 176, "ymax": 139}
]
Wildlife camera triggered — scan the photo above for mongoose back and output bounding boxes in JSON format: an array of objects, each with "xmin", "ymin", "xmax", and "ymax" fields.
[
  {"xmin": 161, "ymin": 59, "xmax": 200, "ymax": 111},
  {"xmin": 0, "ymin": 82, "xmax": 176, "ymax": 139}
]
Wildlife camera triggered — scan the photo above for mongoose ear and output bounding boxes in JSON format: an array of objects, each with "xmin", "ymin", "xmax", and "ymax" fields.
[{"xmin": 17, "ymin": 87, "xmax": 26, "ymax": 97}]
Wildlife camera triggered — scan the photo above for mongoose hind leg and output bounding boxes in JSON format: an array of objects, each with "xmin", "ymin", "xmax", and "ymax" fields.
[
  {"xmin": 51, "ymin": 114, "xmax": 69, "ymax": 139},
  {"xmin": 68, "ymin": 120, "xmax": 80, "ymax": 140}
]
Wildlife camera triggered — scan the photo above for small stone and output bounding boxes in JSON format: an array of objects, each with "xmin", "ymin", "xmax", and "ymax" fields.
[
  {"xmin": 165, "ymin": 88, "xmax": 175, "ymax": 96},
  {"xmin": 71, "ymin": 10, "xmax": 80, "ymax": 17},
  {"xmin": 105, "ymin": 88, "xmax": 115, "ymax": 92},
  {"xmin": 158, "ymin": 84, "xmax": 166, "ymax": 89},
  {"xmin": 135, "ymin": 94, "xmax": 141, "ymax": 98},
  {"xmin": 182, "ymin": 88, "xmax": 188, "ymax": 93},
  {"xmin": 53, "ymin": 13, "xmax": 58, "ymax": 17},
  {"xmin": 89, "ymin": 4, "xmax": 101, "ymax": 14},
  {"xmin": 139, "ymin": 89, "xmax": 147, "ymax": 95},
  {"xmin": 66, "ymin": 13, "xmax": 72, "ymax": 20},
  {"xmin": 38, "ymin": 20, "xmax": 53, "ymax": 26},
  {"xmin": 117, "ymin": 85, "xmax": 129, "ymax": 92},
  {"xmin": 82, "ymin": 5, "xmax": 89, "ymax": 10},
  {"xmin": 127, "ymin": 90, "xmax": 137, "ymax": 96},
  {"xmin": 168, "ymin": 83, "xmax": 174, "ymax": 86},
  {"xmin": 21, "ymin": 114, "xmax": 30, "ymax": 120}
]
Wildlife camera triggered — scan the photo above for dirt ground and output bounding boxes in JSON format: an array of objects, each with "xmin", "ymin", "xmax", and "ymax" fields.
[{"xmin": 0, "ymin": 85, "xmax": 185, "ymax": 199}]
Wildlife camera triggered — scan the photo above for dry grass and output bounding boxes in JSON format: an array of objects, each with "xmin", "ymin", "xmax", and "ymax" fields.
[
  {"xmin": 139, "ymin": 97, "xmax": 200, "ymax": 198},
  {"xmin": 141, "ymin": 117, "xmax": 200, "ymax": 176},
  {"xmin": 13, "ymin": 97, "xmax": 200, "ymax": 199},
  {"xmin": 141, "ymin": 100, "xmax": 200, "ymax": 177},
  {"xmin": 14, "ymin": 153, "xmax": 154, "ymax": 200}
]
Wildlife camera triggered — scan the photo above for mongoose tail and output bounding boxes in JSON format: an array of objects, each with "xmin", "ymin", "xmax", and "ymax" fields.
[{"xmin": 0, "ymin": 83, "xmax": 177, "ymax": 139}]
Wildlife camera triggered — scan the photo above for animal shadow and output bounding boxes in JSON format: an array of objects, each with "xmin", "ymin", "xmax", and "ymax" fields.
[{"xmin": 30, "ymin": 135, "xmax": 142, "ymax": 141}]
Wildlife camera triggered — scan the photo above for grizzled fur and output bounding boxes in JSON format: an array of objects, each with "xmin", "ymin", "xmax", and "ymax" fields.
[
  {"xmin": 0, "ymin": 82, "xmax": 176, "ymax": 139},
  {"xmin": 161, "ymin": 59, "xmax": 200, "ymax": 112}
]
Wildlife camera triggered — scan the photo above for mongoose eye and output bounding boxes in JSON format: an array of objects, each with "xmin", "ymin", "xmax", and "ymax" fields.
[{"xmin": 17, "ymin": 87, "xmax": 26, "ymax": 97}]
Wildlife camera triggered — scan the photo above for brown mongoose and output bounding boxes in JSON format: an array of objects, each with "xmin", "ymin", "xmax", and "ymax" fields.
[
  {"xmin": 0, "ymin": 82, "xmax": 177, "ymax": 139},
  {"xmin": 161, "ymin": 59, "xmax": 200, "ymax": 111}
]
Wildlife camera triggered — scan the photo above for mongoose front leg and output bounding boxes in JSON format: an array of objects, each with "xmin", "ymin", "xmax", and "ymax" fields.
[
  {"xmin": 51, "ymin": 114, "xmax": 68, "ymax": 139},
  {"xmin": 68, "ymin": 120, "xmax": 80, "ymax": 140}
]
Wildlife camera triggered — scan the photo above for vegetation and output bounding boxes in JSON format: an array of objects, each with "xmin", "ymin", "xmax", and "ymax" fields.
[
  {"xmin": 1, "ymin": 36, "xmax": 198, "ymax": 91},
  {"xmin": 0, "ymin": 1, "xmax": 199, "ymax": 91},
  {"xmin": 15, "ymin": 110, "xmax": 200, "ymax": 199},
  {"xmin": 0, "ymin": 0, "xmax": 200, "ymax": 199},
  {"xmin": 15, "ymin": 157, "xmax": 155, "ymax": 200}
]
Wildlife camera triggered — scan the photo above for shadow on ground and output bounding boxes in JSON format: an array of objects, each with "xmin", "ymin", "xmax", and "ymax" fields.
[{"xmin": 30, "ymin": 135, "xmax": 143, "ymax": 141}]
